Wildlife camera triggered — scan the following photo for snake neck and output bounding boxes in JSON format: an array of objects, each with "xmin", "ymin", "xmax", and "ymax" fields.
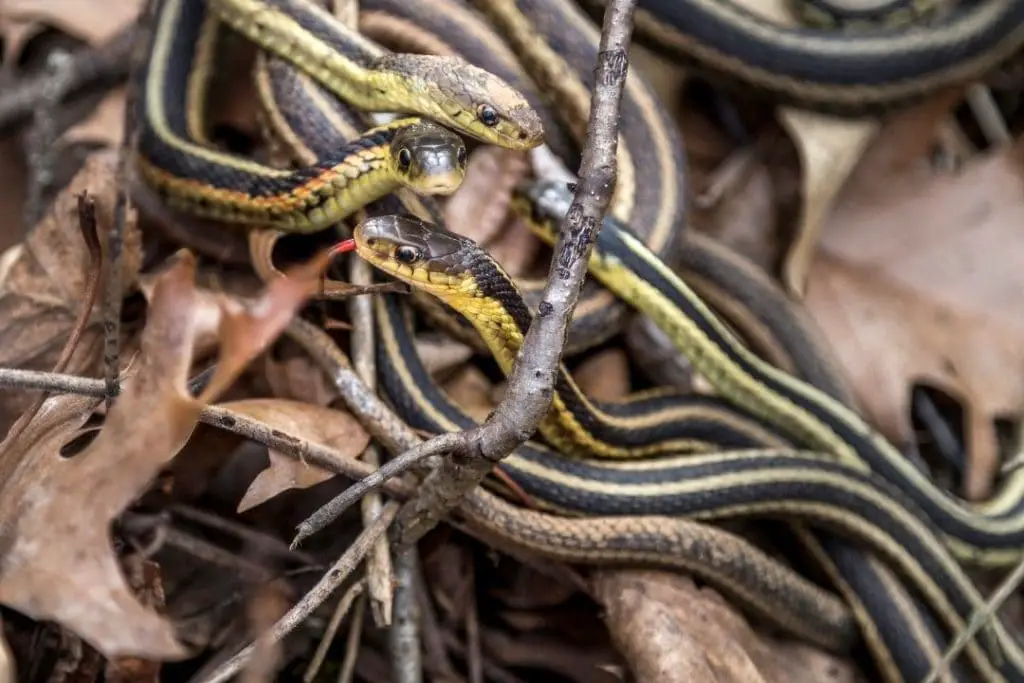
[
  {"xmin": 470, "ymin": 0, "xmax": 636, "ymax": 220},
  {"xmin": 205, "ymin": 0, "xmax": 379, "ymax": 100},
  {"xmin": 441, "ymin": 249, "xmax": 534, "ymax": 374}
]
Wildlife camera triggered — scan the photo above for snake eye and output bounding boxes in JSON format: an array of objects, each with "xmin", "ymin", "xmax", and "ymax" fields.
[
  {"xmin": 397, "ymin": 147, "xmax": 412, "ymax": 169},
  {"xmin": 394, "ymin": 245, "xmax": 420, "ymax": 264},
  {"xmin": 456, "ymin": 147, "xmax": 467, "ymax": 166},
  {"xmin": 476, "ymin": 104, "xmax": 499, "ymax": 127}
]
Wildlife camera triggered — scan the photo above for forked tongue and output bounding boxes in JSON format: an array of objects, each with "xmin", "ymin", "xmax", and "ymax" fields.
[{"xmin": 332, "ymin": 239, "xmax": 357, "ymax": 255}]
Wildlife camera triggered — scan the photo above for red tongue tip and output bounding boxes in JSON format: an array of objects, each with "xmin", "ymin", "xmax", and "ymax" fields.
[{"xmin": 331, "ymin": 239, "xmax": 357, "ymax": 254}]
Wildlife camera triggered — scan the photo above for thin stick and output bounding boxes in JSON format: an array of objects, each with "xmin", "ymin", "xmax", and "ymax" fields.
[
  {"xmin": 347, "ymin": 253, "xmax": 395, "ymax": 628},
  {"xmin": 923, "ymin": 556, "xmax": 1024, "ymax": 683},
  {"xmin": 105, "ymin": 2, "xmax": 156, "ymax": 406},
  {"xmin": 0, "ymin": 369, "xmax": 109, "ymax": 396},
  {"xmin": 190, "ymin": 502, "xmax": 400, "ymax": 683},
  {"xmin": 302, "ymin": 581, "xmax": 365, "ymax": 683},
  {"xmin": 23, "ymin": 51, "xmax": 75, "ymax": 229},
  {"xmin": 390, "ymin": 546, "xmax": 423, "ymax": 683},
  {"xmin": 0, "ymin": 27, "xmax": 135, "ymax": 133},
  {"xmin": 199, "ymin": 405, "xmax": 418, "ymax": 500},
  {"xmin": 292, "ymin": 432, "xmax": 463, "ymax": 545},
  {"xmin": 336, "ymin": 593, "xmax": 367, "ymax": 683},
  {"xmin": 0, "ymin": 368, "xmax": 419, "ymax": 501},
  {"xmin": 391, "ymin": 0, "xmax": 637, "ymax": 546}
]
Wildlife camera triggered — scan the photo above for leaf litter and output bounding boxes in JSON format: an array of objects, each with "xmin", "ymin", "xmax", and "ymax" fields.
[
  {"xmin": 0, "ymin": 0, "xmax": 1023, "ymax": 679},
  {"xmin": 0, "ymin": 245, "xmax": 328, "ymax": 658}
]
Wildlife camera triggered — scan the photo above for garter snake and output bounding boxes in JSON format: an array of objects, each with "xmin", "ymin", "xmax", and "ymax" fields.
[
  {"xmin": 340, "ymin": 214, "xmax": 1023, "ymax": 683},
  {"xmin": 245, "ymin": 34, "xmax": 861, "ymax": 646},
  {"xmin": 368, "ymin": 274, "xmax": 974, "ymax": 683},
  {"xmin": 575, "ymin": 0, "xmax": 1024, "ymax": 114},
  {"xmin": 340, "ymin": 215, "xmax": 796, "ymax": 458},
  {"xmin": 249, "ymin": 0, "xmax": 802, "ymax": 457},
  {"xmin": 516, "ymin": 178, "xmax": 1024, "ymax": 567},
  {"xmin": 244, "ymin": 6, "xmax": 916, "ymax": 676},
  {"xmin": 187, "ymin": 0, "xmax": 1021, "ymax": 677},
  {"xmin": 136, "ymin": 0, "xmax": 544, "ymax": 232},
  {"xmin": 364, "ymin": 0, "xmax": 687, "ymax": 355},
  {"xmin": 281, "ymin": 321, "xmax": 863, "ymax": 659},
  {"xmin": 204, "ymin": 0, "xmax": 545, "ymax": 148}
]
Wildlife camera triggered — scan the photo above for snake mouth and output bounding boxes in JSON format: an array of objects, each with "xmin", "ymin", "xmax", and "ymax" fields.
[{"xmin": 412, "ymin": 171, "xmax": 464, "ymax": 195}]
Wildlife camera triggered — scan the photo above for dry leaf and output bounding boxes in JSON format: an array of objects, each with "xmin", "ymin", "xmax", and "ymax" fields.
[
  {"xmin": 781, "ymin": 91, "xmax": 968, "ymax": 295},
  {"xmin": 0, "ymin": 257, "xmax": 201, "ymax": 660},
  {"xmin": 805, "ymin": 140, "xmax": 1024, "ymax": 500},
  {"xmin": 0, "ymin": 17, "xmax": 43, "ymax": 67},
  {"xmin": 593, "ymin": 571, "xmax": 856, "ymax": 683},
  {"xmin": 777, "ymin": 111, "xmax": 879, "ymax": 296},
  {"xmin": 574, "ymin": 348, "xmax": 630, "ymax": 401},
  {"xmin": 442, "ymin": 365, "xmax": 497, "ymax": 423},
  {"xmin": 676, "ymin": 85, "xmax": 778, "ymax": 271},
  {"xmin": 234, "ymin": 398, "xmax": 370, "ymax": 512},
  {"xmin": 0, "ymin": 151, "xmax": 143, "ymax": 429},
  {"xmin": 2, "ymin": 0, "xmax": 142, "ymax": 45},
  {"xmin": 0, "ymin": 247, "xmax": 327, "ymax": 659},
  {"xmin": 261, "ymin": 352, "xmax": 340, "ymax": 407},
  {"xmin": 61, "ymin": 87, "xmax": 127, "ymax": 148},
  {"xmin": 413, "ymin": 335, "xmax": 475, "ymax": 375},
  {"xmin": 137, "ymin": 271, "xmax": 227, "ymax": 361},
  {"xmin": 491, "ymin": 215, "xmax": 542, "ymax": 279},
  {"xmin": 719, "ymin": 0, "xmax": 881, "ymax": 297},
  {"xmin": 443, "ymin": 146, "xmax": 529, "ymax": 246},
  {"xmin": 105, "ymin": 556, "xmax": 166, "ymax": 683}
]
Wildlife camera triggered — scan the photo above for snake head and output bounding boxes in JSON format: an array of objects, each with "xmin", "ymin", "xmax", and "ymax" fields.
[
  {"xmin": 373, "ymin": 54, "xmax": 545, "ymax": 150},
  {"xmin": 512, "ymin": 179, "xmax": 574, "ymax": 243},
  {"xmin": 388, "ymin": 119, "xmax": 468, "ymax": 195},
  {"xmin": 352, "ymin": 214, "xmax": 478, "ymax": 297}
]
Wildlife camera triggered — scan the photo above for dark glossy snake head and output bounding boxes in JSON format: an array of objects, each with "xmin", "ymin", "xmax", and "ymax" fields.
[
  {"xmin": 374, "ymin": 53, "xmax": 545, "ymax": 151},
  {"xmin": 388, "ymin": 120, "xmax": 468, "ymax": 195},
  {"xmin": 511, "ymin": 179, "xmax": 573, "ymax": 245},
  {"xmin": 351, "ymin": 214, "xmax": 480, "ymax": 299}
]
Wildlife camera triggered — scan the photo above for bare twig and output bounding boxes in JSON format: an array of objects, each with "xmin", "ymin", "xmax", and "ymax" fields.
[
  {"xmin": 391, "ymin": 0, "xmax": 636, "ymax": 546},
  {"xmin": 465, "ymin": 563, "xmax": 483, "ymax": 683},
  {"xmin": 390, "ymin": 546, "xmax": 423, "ymax": 683},
  {"xmin": 923, "ymin": 556, "xmax": 1024, "ymax": 683},
  {"xmin": 415, "ymin": 568, "xmax": 461, "ymax": 682},
  {"xmin": 348, "ymin": 255, "xmax": 395, "ymax": 628},
  {"xmin": 0, "ymin": 367, "xmax": 420, "ymax": 499},
  {"xmin": 199, "ymin": 405, "xmax": 418, "ymax": 500},
  {"xmin": 292, "ymin": 432, "xmax": 462, "ymax": 544},
  {"xmin": 0, "ymin": 368, "xmax": 109, "ymax": 396},
  {"xmin": 0, "ymin": 27, "xmax": 135, "ymax": 134},
  {"xmin": 23, "ymin": 51, "xmax": 75, "ymax": 229},
  {"xmin": 120, "ymin": 515, "xmax": 273, "ymax": 581},
  {"xmin": 337, "ymin": 592, "xmax": 367, "ymax": 683},
  {"xmin": 190, "ymin": 502, "xmax": 400, "ymax": 683},
  {"xmin": 169, "ymin": 504, "xmax": 320, "ymax": 566},
  {"xmin": 286, "ymin": 318, "xmax": 422, "ymax": 454},
  {"xmin": 105, "ymin": 1, "xmax": 157, "ymax": 406},
  {"xmin": 302, "ymin": 581, "xmax": 364, "ymax": 683}
]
